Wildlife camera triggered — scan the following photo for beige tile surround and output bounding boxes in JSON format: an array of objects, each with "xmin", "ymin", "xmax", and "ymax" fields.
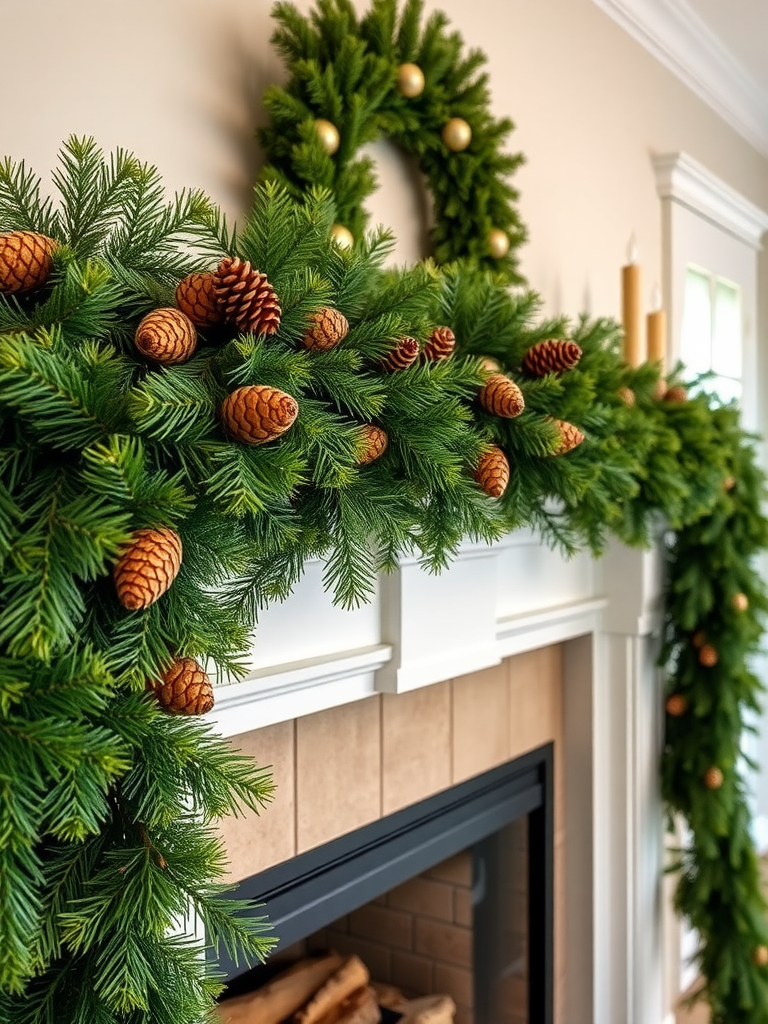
[
  {"xmin": 217, "ymin": 644, "xmax": 566, "ymax": 1022},
  {"xmin": 219, "ymin": 645, "xmax": 565, "ymax": 880}
]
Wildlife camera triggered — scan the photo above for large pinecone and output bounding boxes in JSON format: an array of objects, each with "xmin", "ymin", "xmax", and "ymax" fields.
[
  {"xmin": 478, "ymin": 374, "xmax": 525, "ymax": 418},
  {"xmin": 522, "ymin": 339, "xmax": 582, "ymax": 376},
  {"xmin": 220, "ymin": 384, "xmax": 298, "ymax": 444},
  {"xmin": 473, "ymin": 446, "xmax": 510, "ymax": 497},
  {"xmin": 153, "ymin": 657, "xmax": 215, "ymax": 715},
  {"xmin": 175, "ymin": 271, "xmax": 224, "ymax": 326},
  {"xmin": 214, "ymin": 256, "xmax": 281, "ymax": 336},
  {"xmin": 0, "ymin": 230, "xmax": 58, "ymax": 294},
  {"xmin": 302, "ymin": 307, "xmax": 349, "ymax": 351},
  {"xmin": 135, "ymin": 307, "xmax": 197, "ymax": 365},
  {"xmin": 114, "ymin": 528, "xmax": 183, "ymax": 610},
  {"xmin": 422, "ymin": 326, "xmax": 456, "ymax": 362},
  {"xmin": 379, "ymin": 336, "xmax": 420, "ymax": 372}
]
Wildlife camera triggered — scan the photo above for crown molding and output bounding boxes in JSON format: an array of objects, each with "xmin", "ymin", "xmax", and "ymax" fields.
[
  {"xmin": 592, "ymin": 0, "xmax": 768, "ymax": 157},
  {"xmin": 653, "ymin": 151, "xmax": 768, "ymax": 248}
]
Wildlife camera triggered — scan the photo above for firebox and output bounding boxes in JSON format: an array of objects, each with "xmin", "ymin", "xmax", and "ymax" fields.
[{"xmin": 217, "ymin": 743, "xmax": 553, "ymax": 1024}]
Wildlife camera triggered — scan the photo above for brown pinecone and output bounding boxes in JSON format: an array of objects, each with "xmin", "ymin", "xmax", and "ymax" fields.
[
  {"xmin": 698, "ymin": 643, "xmax": 718, "ymax": 667},
  {"xmin": 522, "ymin": 339, "xmax": 582, "ymax": 376},
  {"xmin": 473, "ymin": 446, "xmax": 510, "ymax": 498},
  {"xmin": 175, "ymin": 271, "xmax": 223, "ymax": 326},
  {"xmin": 664, "ymin": 385, "xmax": 688, "ymax": 403},
  {"xmin": 754, "ymin": 946, "xmax": 768, "ymax": 968},
  {"xmin": 618, "ymin": 386, "xmax": 635, "ymax": 406},
  {"xmin": 153, "ymin": 657, "xmax": 214, "ymax": 715},
  {"xmin": 422, "ymin": 326, "xmax": 456, "ymax": 362},
  {"xmin": 0, "ymin": 230, "xmax": 58, "ymax": 294},
  {"xmin": 214, "ymin": 256, "xmax": 281, "ymax": 336},
  {"xmin": 665, "ymin": 694, "xmax": 688, "ymax": 717},
  {"xmin": 357, "ymin": 424, "xmax": 388, "ymax": 464},
  {"xmin": 114, "ymin": 528, "xmax": 183, "ymax": 610},
  {"xmin": 135, "ymin": 307, "xmax": 198, "ymax": 365},
  {"xmin": 301, "ymin": 307, "xmax": 349, "ymax": 351},
  {"xmin": 379, "ymin": 336, "xmax": 420, "ymax": 372},
  {"xmin": 220, "ymin": 385, "xmax": 298, "ymax": 445},
  {"xmin": 724, "ymin": 475, "xmax": 736, "ymax": 492},
  {"xmin": 704, "ymin": 766, "xmax": 723, "ymax": 790},
  {"xmin": 549, "ymin": 418, "xmax": 584, "ymax": 456},
  {"xmin": 478, "ymin": 373, "xmax": 525, "ymax": 418}
]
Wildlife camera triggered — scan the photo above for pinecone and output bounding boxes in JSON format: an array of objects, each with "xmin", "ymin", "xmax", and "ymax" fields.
[
  {"xmin": 0, "ymin": 230, "xmax": 58, "ymax": 294},
  {"xmin": 422, "ymin": 326, "xmax": 456, "ymax": 362},
  {"xmin": 301, "ymin": 307, "xmax": 349, "ymax": 351},
  {"xmin": 522, "ymin": 339, "xmax": 582, "ymax": 376},
  {"xmin": 478, "ymin": 374, "xmax": 525, "ymax": 418},
  {"xmin": 220, "ymin": 385, "xmax": 298, "ymax": 445},
  {"xmin": 549, "ymin": 418, "xmax": 585, "ymax": 456},
  {"xmin": 724, "ymin": 475, "xmax": 736, "ymax": 492},
  {"xmin": 153, "ymin": 657, "xmax": 214, "ymax": 715},
  {"xmin": 665, "ymin": 694, "xmax": 688, "ymax": 717},
  {"xmin": 357, "ymin": 424, "xmax": 388, "ymax": 464},
  {"xmin": 134, "ymin": 307, "xmax": 198, "ymax": 365},
  {"xmin": 175, "ymin": 271, "xmax": 223, "ymax": 326},
  {"xmin": 698, "ymin": 643, "xmax": 718, "ymax": 667},
  {"xmin": 214, "ymin": 256, "xmax": 281, "ymax": 336},
  {"xmin": 618, "ymin": 387, "xmax": 635, "ymax": 406},
  {"xmin": 664, "ymin": 385, "xmax": 688, "ymax": 403},
  {"xmin": 754, "ymin": 946, "xmax": 768, "ymax": 968},
  {"xmin": 473, "ymin": 446, "xmax": 510, "ymax": 498},
  {"xmin": 379, "ymin": 336, "xmax": 420, "ymax": 372},
  {"xmin": 114, "ymin": 528, "xmax": 183, "ymax": 610},
  {"xmin": 704, "ymin": 766, "xmax": 723, "ymax": 790}
]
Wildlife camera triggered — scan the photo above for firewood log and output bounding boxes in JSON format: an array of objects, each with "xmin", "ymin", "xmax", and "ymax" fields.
[
  {"xmin": 215, "ymin": 952, "xmax": 344, "ymax": 1024},
  {"xmin": 395, "ymin": 994, "xmax": 457, "ymax": 1024},
  {"xmin": 291, "ymin": 955, "xmax": 370, "ymax": 1024},
  {"xmin": 315, "ymin": 985, "xmax": 381, "ymax": 1024}
]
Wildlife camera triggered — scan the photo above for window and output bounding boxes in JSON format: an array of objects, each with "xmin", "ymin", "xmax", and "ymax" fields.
[{"xmin": 680, "ymin": 265, "xmax": 742, "ymax": 404}]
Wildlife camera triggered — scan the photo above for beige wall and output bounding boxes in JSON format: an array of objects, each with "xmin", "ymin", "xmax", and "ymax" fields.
[{"xmin": 4, "ymin": 0, "xmax": 768, "ymax": 326}]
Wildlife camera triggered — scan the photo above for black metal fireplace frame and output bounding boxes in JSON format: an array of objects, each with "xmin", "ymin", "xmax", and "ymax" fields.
[{"xmin": 218, "ymin": 742, "xmax": 553, "ymax": 1024}]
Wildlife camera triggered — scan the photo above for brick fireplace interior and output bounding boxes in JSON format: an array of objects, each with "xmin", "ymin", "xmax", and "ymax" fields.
[{"xmin": 217, "ymin": 644, "xmax": 566, "ymax": 1023}]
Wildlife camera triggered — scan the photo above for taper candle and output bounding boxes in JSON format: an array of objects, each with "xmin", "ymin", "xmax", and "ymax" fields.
[
  {"xmin": 647, "ymin": 282, "xmax": 666, "ymax": 368},
  {"xmin": 621, "ymin": 235, "xmax": 643, "ymax": 367}
]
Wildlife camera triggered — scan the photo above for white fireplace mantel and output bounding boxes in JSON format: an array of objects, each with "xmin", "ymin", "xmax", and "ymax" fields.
[{"xmin": 210, "ymin": 527, "xmax": 670, "ymax": 1024}]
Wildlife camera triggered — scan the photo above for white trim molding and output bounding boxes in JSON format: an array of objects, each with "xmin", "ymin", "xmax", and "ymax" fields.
[
  {"xmin": 592, "ymin": 0, "xmax": 768, "ymax": 157},
  {"xmin": 653, "ymin": 151, "xmax": 768, "ymax": 249}
]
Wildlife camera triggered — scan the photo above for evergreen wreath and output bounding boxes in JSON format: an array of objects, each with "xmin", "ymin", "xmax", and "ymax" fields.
[{"xmin": 259, "ymin": 0, "xmax": 527, "ymax": 283}]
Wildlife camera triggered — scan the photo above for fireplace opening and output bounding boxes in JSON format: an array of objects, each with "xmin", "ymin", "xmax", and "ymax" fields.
[{"xmin": 216, "ymin": 744, "xmax": 553, "ymax": 1024}]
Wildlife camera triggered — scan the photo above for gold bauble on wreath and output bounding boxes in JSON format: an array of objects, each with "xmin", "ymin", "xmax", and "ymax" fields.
[
  {"xmin": 487, "ymin": 228, "xmax": 510, "ymax": 260},
  {"xmin": 397, "ymin": 62, "xmax": 425, "ymax": 98},
  {"xmin": 441, "ymin": 117, "xmax": 472, "ymax": 152},
  {"xmin": 314, "ymin": 118, "xmax": 341, "ymax": 155},
  {"xmin": 330, "ymin": 224, "xmax": 354, "ymax": 249},
  {"xmin": 733, "ymin": 592, "xmax": 749, "ymax": 612},
  {"xmin": 754, "ymin": 945, "xmax": 768, "ymax": 968}
]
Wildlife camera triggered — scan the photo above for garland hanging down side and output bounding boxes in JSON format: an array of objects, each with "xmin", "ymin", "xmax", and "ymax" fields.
[{"xmin": 259, "ymin": 0, "xmax": 527, "ymax": 282}]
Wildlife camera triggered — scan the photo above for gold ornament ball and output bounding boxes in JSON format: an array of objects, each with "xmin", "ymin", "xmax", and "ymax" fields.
[
  {"xmin": 698, "ymin": 643, "xmax": 719, "ymax": 667},
  {"xmin": 665, "ymin": 694, "xmax": 688, "ymax": 717},
  {"xmin": 314, "ymin": 118, "xmax": 340, "ymax": 155},
  {"xmin": 724, "ymin": 475, "xmax": 736, "ymax": 492},
  {"xmin": 733, "ymin": 592, "xmax": 749, "ymax": 612},
  {"xmin": 330, "ymin": 224, "xmax": 354, "ymax": 249},
  {"xmin": 397, "ymin": 62, "xmax": 425, "ymax": 98},
  {"xmin": 487, "ymin": 228, "xmax": 510, "ymax": 260},
  {"xmin": 442, "ymin": 117, "xmax": 472, "ymax": 152},
  {"xmin": 754, "ymin": 945, "xmax": 768, "ymax": 967},
  {"xmin": 704, "ymin": 766, "xmax": 724, "ymax": 790}
]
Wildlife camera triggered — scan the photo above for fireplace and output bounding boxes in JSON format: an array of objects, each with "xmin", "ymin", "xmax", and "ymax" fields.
[{"xmin": 218, "ymin": 745, "xmax": 553, "ymax": 1024}]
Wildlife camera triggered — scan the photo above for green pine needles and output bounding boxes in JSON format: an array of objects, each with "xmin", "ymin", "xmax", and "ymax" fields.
[{"xmin": 2, "ymin": 130, "xmax": 768, "ymax": 1023}]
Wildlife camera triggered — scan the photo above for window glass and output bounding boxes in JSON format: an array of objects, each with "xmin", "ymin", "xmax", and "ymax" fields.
[
  {"xmin": 713, "ymin": 279, "xmax": 741, "ymax": 379},
  {"xmin": 680, "ymin": 266, "xmax": 742, "ymax": 403},
  {"xmin": 680, "ymin": 268, "xmax": 711, "ymax": 377}
]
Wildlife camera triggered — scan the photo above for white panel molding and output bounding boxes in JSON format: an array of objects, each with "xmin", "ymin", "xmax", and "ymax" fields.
[
  {"xmin": 653, "ymin": 151, "xmax": 768, "ymax": 249},
  {"xmin": 592, "ymin": 0, "xmax": 768, "ymax": 157},
  {"xmin": 207, "ymin": 644, "xmax": 392, "ymax": 737}
]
